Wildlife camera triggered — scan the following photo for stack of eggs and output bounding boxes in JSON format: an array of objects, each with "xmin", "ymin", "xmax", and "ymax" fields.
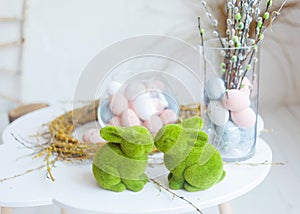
[
  {"xmin": 98, "ymin": 79, "xmax": 179, "ymax": 135},
  {"xmin": 205, "ymin": 77, "xmax": 256, "ymax": 151}
]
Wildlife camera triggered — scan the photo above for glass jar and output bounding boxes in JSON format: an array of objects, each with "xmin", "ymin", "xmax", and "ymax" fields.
[{"xmin": 200, "ymin": 38, "xmax": 260, "ymax": 162}]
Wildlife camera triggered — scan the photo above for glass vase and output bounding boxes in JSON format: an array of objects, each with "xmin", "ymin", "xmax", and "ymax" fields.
[{"xmin": 200, "ymin": 38, "xmax": 260, "ymax": 162}]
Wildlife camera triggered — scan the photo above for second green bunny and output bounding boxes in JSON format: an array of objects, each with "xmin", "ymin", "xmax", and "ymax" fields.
[{"xmin": 154, "ymin": 117, "xmax": 225, "ymax": 191}]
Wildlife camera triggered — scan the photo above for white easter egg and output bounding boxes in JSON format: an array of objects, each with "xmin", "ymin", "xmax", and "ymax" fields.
[
  {"xmin": 223, "ymin": 89, "xmax": 250, "ymax": 111},
  {"xmin": 231, "ymin": 107, "xmax": 256, "ymax": 128},
  {"xmin": 107, "ymin": 81, "xmax": 123, "ymax": 96},
  {"xmin": 205, "ymin": 78, "xmax": 226, "ymax": 100},
  {"xmin": 207, "ymin": 101, "xmax": 229, "ymax": 126},
  {"xmin": 132, "ymin": 96, "xmax": 165, "ymax": 121}
]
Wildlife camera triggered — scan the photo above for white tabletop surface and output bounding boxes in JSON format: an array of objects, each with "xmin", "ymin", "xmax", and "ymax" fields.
[{"xmin": 0, "ymin": 107, "xmax": 272, "ymax": 214}]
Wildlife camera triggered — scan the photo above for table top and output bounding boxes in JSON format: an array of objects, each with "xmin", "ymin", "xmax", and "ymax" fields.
[{"xmin": 0, "ymin": 107, "xmax": 272, "ymax": 214}]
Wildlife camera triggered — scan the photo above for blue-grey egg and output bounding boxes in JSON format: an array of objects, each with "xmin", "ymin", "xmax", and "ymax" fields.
[
  {"xmin": 239, "ymin": 127, "xmax": 255, "ymax": 143},
  {"xmin": 98, "ymin": 99, "xmax": 113, "ymax": 124},
  {"xmin": 205, "ymin": 77, "xmax": 226, "ymax": 100},
  {"xmin": 207, "ymin": 101, "xmax": 229, "ymax": 126}
]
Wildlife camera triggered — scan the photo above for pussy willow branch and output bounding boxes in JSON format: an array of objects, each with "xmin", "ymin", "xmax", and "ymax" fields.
[{"xmin": 150, "ymin": 178, "xmax": 203, "ymax": 214}]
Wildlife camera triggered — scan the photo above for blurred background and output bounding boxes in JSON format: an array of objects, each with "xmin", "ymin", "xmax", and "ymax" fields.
[{"xmin": 0, "ymin": 0, "xmax": 299, "ymax": 213}]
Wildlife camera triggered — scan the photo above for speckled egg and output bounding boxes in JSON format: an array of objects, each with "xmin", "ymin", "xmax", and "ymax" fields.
[
  {"xmin": 99, "ymin": 99, "xmax": 113, "ymax": 123},
  {"xmin": 132, "ymin": 96, "xmax": 165, "ymax": 121},
  {"xmin": 160, "ymin": 109, "xmax": 178, "ymax": 124},
  {"xmin": 109, "ymin": 94, "xmax": 128, "ymax": 116},
  {"xmin": 143, "ymin": 115, "xmax": 163, "ymax": 134},
  {"xmin": 120, "ymin": 109, "xmax": 141, "ymax": 127},
  {"xmin": 207, "ymin": 101, "xmax": 229, "ymax": 126},
  {"xmin": 223, "ymin": 89, "xmax": 250, "ymax": 111},
  {"xmin": 107, "ymin": 81, "xmax": 123, "ymax": 96},
  {"xmin": 231, "ymin": 107, "xmax": 256, "ymax": 128},
  {"xmin": 239, "ymin": 127, "xmax": 255, "ymax": 144},
  {"xmin": 124, "ymin": 82, "xmax": 146, "ymax": 101},
  {"xmin": 216, "ymin": 121, "xmax": 241, "ymax": 146},
  {"xmin": 205, "ymin": 78, "xmax": 226, "ymax": 100},
  {"xmin": 82, "ymin": 128, "xmax": 106, "ymax": 143}
]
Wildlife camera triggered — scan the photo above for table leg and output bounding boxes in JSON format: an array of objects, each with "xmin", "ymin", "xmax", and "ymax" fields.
[
  {"xmin": 61, "ymin": 208, "xmax": 68, "ymax": 214},
  {"xmin": 1, "ymin": 207, "xmax": 13, "ymax": 214},
  {"xmin": 218, "ymin": 202, "xmax": 233, "ymax": 214}
]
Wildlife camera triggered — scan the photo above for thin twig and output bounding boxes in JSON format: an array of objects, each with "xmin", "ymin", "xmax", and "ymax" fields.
[
  {"xmin": 11, "ymin": 133, "xmax": 36, "ymax": 149},
  {"xmin": 224, "ymin": 160, "xmax": 285, "ymax": 166},
  {"xmin": 150, "ymin": 178, "xmax": 203, "ymax": 214},
  {"xmin": 0, "ymin": 165, "xmax": 45, "ymax": 183}
]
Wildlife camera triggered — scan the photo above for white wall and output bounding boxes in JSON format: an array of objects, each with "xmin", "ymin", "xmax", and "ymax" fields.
[
  {"xmin": 1, "ymin": 0, "xmax": 299, "ymax": 105},
  {"xmin": 1, "ymin": 0, "xmax": 300, "ymax": 115}
]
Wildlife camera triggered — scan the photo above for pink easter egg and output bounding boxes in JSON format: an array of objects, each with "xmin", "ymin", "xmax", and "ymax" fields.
[
  {"xmin": 121, "ymin": 109, "xmax": 141, "ymax": 127},
  {"xmin": 223, "ymin": 89, "xmax": 250, "ymax": 112},
  {"xmin": 160, "ymin": 109, "xmax": 178, "ymax": 124},
  {"xmin": 109, "ymin": 116, "xmax": 121, "ymax": 126},
  {"xmin": 143, "ymin": 115, "xmax": 163, "ymax": 134},
  {"xmin": 82, "ymin": 128, "xmax": 106, "ymax": 143},
  {"xmin": 240, "ymin": 77, "xmax": 253, "ymax": 96},
  {"xmin": 124, "ymin": 82, "xmax": 146, "ymax": 101},
  {"xmin": 133, "ymin": 96, "xmax": 165, "ymax": 121},
  {"xmin": 239, "ymin": 87, "xmax": 251, "ymax": 97},
  {"xmin": 231, "ymin": 107, "xmax": 256, "ymax": 128},
  {"xmin": 242, "ymin": 77, "xmax": 253, "ymax": 90},
  {"xmin": 109, "ymin": 94, "xmax": 128, "ymax": 116}
]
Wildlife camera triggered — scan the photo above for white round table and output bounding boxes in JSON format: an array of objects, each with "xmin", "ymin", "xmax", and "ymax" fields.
[{"xmin": 0, "ymin": 108, "xmax": 272, "ymax": 214}]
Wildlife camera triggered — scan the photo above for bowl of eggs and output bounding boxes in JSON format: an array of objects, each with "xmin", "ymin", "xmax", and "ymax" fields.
[{"xmin": 96, "ymin": 66, "xmax": 202, "ymax": 136}]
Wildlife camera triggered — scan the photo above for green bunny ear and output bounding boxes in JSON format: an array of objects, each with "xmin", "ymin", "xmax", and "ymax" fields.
[
  {"xmin": 180, "ymin": 116, "xmax": 203, "ymax": 130},
  {"xmin": 100, "ymin": 126, "xmax": 126, "ymax": 143}
]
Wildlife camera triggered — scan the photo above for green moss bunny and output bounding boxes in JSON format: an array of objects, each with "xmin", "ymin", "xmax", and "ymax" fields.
[
  {"xmin": 154, "ymin": 117, "xmax": 225, "ymax": 191},
  {"xmin": 92, "ymin": 125, "xmax": 154, "ymax": 192}
]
